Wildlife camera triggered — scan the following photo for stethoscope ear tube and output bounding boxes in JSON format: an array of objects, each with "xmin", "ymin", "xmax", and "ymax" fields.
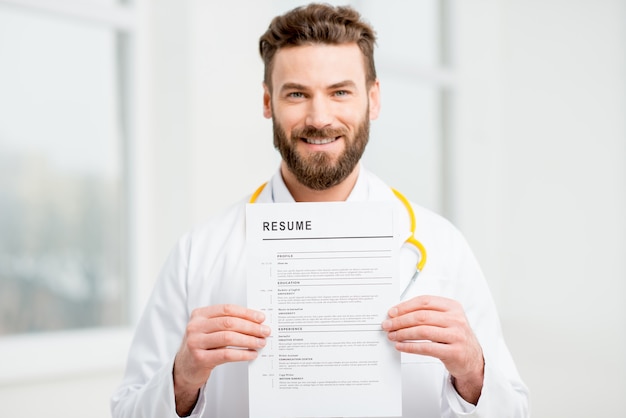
[{"xmin": 391, "ymin": 188, "xmax": 427, "ymax": 273}]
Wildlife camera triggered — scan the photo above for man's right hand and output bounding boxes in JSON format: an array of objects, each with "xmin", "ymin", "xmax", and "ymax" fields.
[{"xmin": 173, "ymin": 304, "xmax": 270, "ymax": 416}]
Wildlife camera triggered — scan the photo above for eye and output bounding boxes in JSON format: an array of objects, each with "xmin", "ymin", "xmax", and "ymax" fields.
[
  {"xmin": 287, "ymin": 92, "xmax": 305, "ymax": 99},
  {"xmin": 333, "ymin": 90, "xmax": 350, "ymax": 97}
]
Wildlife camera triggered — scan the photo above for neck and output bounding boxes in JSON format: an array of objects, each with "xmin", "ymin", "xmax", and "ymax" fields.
[{"xmin": 280, "ymin": 162, "xmax": 360, "ymax": 202}]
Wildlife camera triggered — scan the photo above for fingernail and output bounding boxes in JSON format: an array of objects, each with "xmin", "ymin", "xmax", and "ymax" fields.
[
  {"xmin": 257, "ymin": 338, "xmax": 267, "ymax": 347},
  {"xmin": 381, "ymin": 319, "xmax": 391, "ymax": 330},
  {"xmin": 388, "ymin": 307, "xmax": 398, "ymax": 317},
  {"xmin": 261, "ymin": 325, "xmax": 271, "ymax": 336}
]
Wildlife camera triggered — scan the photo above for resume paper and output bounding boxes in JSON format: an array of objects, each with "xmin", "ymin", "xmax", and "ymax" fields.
[{"xmin": 246, "ymin": 201, "xmax": 402, "ymax": 418}]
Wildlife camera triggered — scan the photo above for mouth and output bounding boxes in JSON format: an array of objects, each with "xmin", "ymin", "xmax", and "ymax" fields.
[{"xmin": 301, "ymin": 136, "xmax": 340, "ymax": 145}]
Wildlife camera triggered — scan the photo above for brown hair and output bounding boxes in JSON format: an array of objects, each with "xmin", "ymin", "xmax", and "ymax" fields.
[{"xmin": 259, "ymin": 3, "xmax": 377, "ymax": 89}]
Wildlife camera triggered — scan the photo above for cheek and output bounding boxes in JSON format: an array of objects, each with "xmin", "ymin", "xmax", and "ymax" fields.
[
  {"xmin": 275, "ymin": 107, "xmax": 304, "ymax": 131},
  {"xmin": 335, "ymin": 99, "xmax": 370, "ymax": 122},
  {"xmin": 337, "ymin": 109, "xmax": 367, "ymax": 130}
]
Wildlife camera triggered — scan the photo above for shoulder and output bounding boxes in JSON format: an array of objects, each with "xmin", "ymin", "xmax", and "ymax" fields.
[
  {"xmin": 408, "ymin": 201, "xmax": 479, "ymax": 278},
  {"xmin": 411, "ymin": 203, "xmax": 460, "ymax": 240},
  {"xmin": 185, "ymin": 197, "xmax": 249, "ymax": 246},
  {"xmin": 166, "ymin": 197, "xmax": 251, "ymax": 265},
  {"xmin": 364, "ymin": 168, "xmax": 463, "ymax": 234},
  {"xmin": 416, "ymin": 201, "xmax": 471, "ymax": 247},
  {"xmin": 363, "ymin": 168, "xmax": 469, "ymax": 253}
]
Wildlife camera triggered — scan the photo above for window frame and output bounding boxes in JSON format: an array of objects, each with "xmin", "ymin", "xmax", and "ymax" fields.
[{"xmin": 0, "ymin": 0, "xmax": 138, "ymax": 382}]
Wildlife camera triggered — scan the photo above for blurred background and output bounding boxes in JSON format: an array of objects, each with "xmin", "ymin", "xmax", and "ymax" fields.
[{"xmin": 0, "ymin": 0, "xmax": 624, "ymax": 417}]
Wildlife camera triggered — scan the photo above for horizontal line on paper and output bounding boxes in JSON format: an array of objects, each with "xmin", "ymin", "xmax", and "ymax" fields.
[
  {"xmin": 279, "ymin": 283, "xmax": 393, "ymax": 287},
  {"xmin": 279, "ymin": 323, "xmax": 382, "ymax": 327},
  {"xmin": 287, "ymin": 256, "xmax": 391, "ymax": 260},
  {"xmin": 263, "ymin": 235, "xmax": 393, "ymax": 241},
  {"xmin": 277, "ymin": 329, "xmax": 383, "ymax": 333},
  {"xmin": 277, "ymin": 276, "xmax": 392, "ymax": 281},
  {"xmin": 278, "ymin": 250, "xmax": 391, "ymax": 254}
]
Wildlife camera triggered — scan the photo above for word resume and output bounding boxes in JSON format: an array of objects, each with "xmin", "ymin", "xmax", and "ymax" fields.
[{"xmin": 246, "ymin": 201, "xmax": 402, "ymax": 418}]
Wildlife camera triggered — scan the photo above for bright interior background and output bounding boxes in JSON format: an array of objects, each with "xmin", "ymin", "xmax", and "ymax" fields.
[{"xmin": 0, "ymin": 1, "xmax": 624, "ymax": 417}]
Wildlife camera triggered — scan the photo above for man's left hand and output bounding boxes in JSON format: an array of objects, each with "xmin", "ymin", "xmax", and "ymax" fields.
[{"xmin": 381, "ymin": 295, "xmax": 485, "ymax": 405}]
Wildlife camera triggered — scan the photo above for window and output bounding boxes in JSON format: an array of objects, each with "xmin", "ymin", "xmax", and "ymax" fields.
[{"xmin": 0, "ymin": 2, "xmax": 133, "ymax": 334}]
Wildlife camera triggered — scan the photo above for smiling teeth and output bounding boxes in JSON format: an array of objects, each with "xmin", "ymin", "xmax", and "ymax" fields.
[{"xmin": 305, "ymin": 138, "xmax": 335, "ymax": 145}]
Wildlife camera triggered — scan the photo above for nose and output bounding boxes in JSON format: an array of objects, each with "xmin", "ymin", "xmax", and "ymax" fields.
[{"xmin": 305, "ymin": 95, "xmax": 333, "ymax": 128}]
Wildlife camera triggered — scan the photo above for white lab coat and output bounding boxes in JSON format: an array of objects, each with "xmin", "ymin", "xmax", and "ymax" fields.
[{"xmin": 111, "ymin": 166, "xmax": 529, "ymax": 418}]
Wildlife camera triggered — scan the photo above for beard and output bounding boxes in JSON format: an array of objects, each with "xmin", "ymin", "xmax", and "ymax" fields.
[{"xmin": 273, "ymin": 113, "xmax": 370, "ymax": 191}]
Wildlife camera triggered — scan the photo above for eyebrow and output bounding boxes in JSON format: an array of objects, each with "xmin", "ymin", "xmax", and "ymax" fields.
[
  {"xmin": 279, "ymin": 80, "xmax": 358, "ymax": 93},
  {"xmin": 279, "ymin": 82, "xmax": 308, "ymax": 93},
  {"xmin": 328, "ymin": 80, "xmax": 358, "ymax": 90}
]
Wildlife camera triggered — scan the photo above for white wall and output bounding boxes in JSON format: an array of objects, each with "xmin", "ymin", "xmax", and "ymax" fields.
[
  {"xmin": 0, "ymin": 369, "xmax": 123, "ymax": 417},
  {"xmin": 454, "ymin": 1, "xmax": 626, "ymax": 416}
]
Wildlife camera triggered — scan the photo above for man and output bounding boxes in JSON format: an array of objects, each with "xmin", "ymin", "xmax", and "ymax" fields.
[{"xmin": 111, "ymin": 3, "xmax": 529, "ymax": 417}]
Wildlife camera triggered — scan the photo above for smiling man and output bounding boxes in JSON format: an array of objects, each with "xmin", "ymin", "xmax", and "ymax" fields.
[
  {"xmin": 111, "ymin": 4, "xmax": 529, "ymax": 418},
  {"xmin": 267, "ymin": 42, "xmax": 378, "ymax": 199}
]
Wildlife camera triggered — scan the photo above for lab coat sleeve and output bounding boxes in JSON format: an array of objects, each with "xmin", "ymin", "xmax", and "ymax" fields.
[
  {"xmin": 438, "ymin": 226, "xmax": 530, "ymax": 418},
  {"xmin": 111, "ymin": 234, "xmax": 207, "ymax": 418},
  {"xmin": 442, "ymin": 360, "xmax": 530, "ymax": 417}
]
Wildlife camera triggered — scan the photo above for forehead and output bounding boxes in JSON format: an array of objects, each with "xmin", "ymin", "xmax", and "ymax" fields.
[{"xmin": 271, "ymin": 43, "xmax": 367, "ymax": 90}]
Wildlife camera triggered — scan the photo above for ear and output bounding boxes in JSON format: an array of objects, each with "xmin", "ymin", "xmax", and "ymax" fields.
[
  {"xmin": 368, "ymin": 79, "xmax": 381, "ymax": 120},
  {"xmin": 263, "ymin": 83, "xmax": 272, "ymax": 119}
]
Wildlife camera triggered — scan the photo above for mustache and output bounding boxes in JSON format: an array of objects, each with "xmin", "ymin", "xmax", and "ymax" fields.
[{"xmin": 291, "ymin": 125, "xmax": 348, "ymax": 139}]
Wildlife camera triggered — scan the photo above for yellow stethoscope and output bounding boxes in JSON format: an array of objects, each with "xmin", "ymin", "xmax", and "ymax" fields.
[{"xmin": 249, "ymin": 183, "xmax": 427, "ymax": 299}]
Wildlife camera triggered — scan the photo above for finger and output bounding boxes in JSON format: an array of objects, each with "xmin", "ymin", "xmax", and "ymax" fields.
[
  {"xmin": 388, "ymin": 295, "xmax": 459, "ymax": 318},
  {"xmin": 188, "ymin": 315, "xmax": 271, "ymax": 338},
  {"xmin": 382, "ymin": 309, "xmax": 451, "ymax": 332},
  {"xmin": 191, "ymin": 304, "xmax": 266, "ymax": 323},
  {"xmin": 196, "ymin": 346, "xmax": 261, "ymax": 366},
  {"xmin": 387, "ymin": 324, "xmax": 455, "ymax": 344},
  {"xmin": 189, "ymin": 330, "xmax": 268, "ymax": 351},
  {"xmin": 393, "ymin": 340, "xmax": 450, "ymax": 359}
]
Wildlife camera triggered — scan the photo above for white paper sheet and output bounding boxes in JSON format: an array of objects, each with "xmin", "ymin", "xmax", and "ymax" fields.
[{"xmin": 246, "ymin": 201, "xmax": 402, "ymax": 418}]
